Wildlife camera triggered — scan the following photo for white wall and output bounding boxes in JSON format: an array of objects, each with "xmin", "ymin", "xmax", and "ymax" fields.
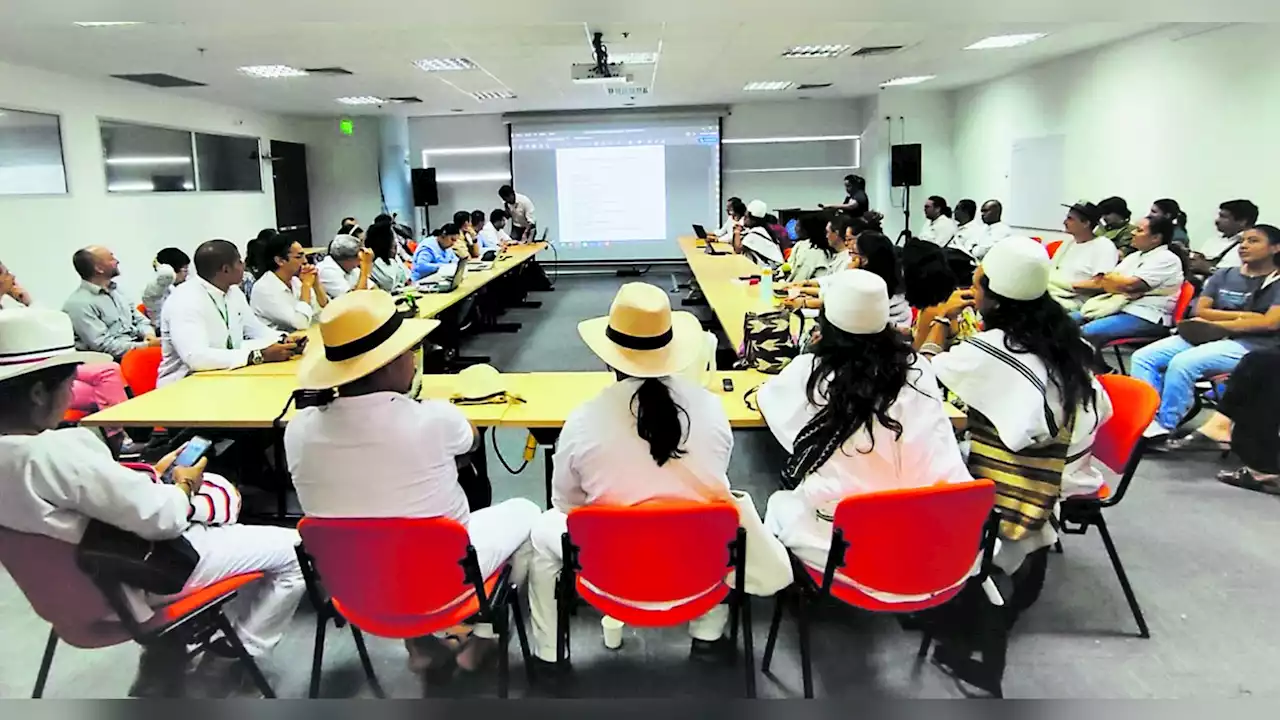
[
  {"xmin": 295, "ymin": 117, "xmax": 385, "ymax": 246},
  {"xmin": 0, "ymin": 60, "xmax": 305, "ymax": 304},
  {"xmin": 863, "ymin": 90, "xmax": 957, "ymax": 241},
  {"xmin": 409, "ymin": 114, "xmax": 510, "ymax": 230},
  {"xmin": 951, "ymin": 23, "xmax": 1280, "ymax": 251}
]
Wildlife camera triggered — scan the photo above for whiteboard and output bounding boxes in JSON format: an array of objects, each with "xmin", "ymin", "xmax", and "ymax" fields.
[{"xmin": 1008, "ymin": 134, "xmax": 1065, "ymax": 231}]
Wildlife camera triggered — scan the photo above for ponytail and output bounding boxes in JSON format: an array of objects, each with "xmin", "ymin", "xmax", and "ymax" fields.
[{"xmin": 631, "ymin": 377, "xmax": 689, "ymax": 466}]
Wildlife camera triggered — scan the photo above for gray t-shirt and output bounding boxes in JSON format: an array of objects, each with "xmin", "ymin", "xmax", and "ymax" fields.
[{"xmin": 1203, "ymin": 268, "xmax": 1280, "ymax": 349}]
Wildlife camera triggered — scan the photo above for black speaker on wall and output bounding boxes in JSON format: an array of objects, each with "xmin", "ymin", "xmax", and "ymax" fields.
[
  {"xmin": 411, "ymin": 168, "xmax": 438, "ymax": 207},
  {"xmin": 890, "ymin": 143, "xmax": 922, "ymax": 188}
]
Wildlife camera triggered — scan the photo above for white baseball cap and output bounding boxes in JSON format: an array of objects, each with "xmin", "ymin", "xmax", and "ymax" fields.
[
  {"xmin": 980, "ymin": 236, "xmax": 1051, "ymax": 301},
  {"xmin": 747, "ymin": 199, "xmax": 769, "ymax": 219},
  {"xmin": 822, "ymin": 269, "xmax": 890, "ymax": 335}
]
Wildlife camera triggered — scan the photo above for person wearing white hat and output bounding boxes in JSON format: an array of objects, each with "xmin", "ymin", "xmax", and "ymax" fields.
[
  {"xmin": 0, "ymin": 307, "xmax": 305, "ymax": 697},
  {"xmin": 758, "ymin": 270, "xmax": 972, "ymax": 601},
  {"xmin": 922, "ymin": 237, "xmax": 1111, "ymax": 581},
  {"xmin": 284, "ymin": 291, "xmax": 540, "ymax": 674},
  {"xmin": 525, "ymin": 282, "xmax": 737, "ymax": 670},
  {"xmin": 735, "ymin": 199, "xmax": 785, "ymax": 268}
]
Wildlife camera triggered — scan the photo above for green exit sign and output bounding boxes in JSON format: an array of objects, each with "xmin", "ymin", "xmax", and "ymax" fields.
[{"xmin": 339, "ymin": 118, "xmax": 354, "ymax": 136}]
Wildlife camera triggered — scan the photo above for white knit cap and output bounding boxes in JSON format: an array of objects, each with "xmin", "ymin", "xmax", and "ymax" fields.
[
  {"xmin": 747, "ymin": 199, "xmax": 769, "ymax": 219},
  {"xmin": 822, "ymin": 269, "xmax": 890, "ymax": 335},
  {"xmin": 980, "ymin": 236, "xmax": 1051, "ymax": 301}
]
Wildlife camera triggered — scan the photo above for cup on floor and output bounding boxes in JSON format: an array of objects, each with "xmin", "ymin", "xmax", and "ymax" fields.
[{"xmin": 601, "ymin": 616, "xmax": 624, "ymax": 650}]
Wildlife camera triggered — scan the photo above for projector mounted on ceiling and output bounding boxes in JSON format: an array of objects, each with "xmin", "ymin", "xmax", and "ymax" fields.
[{"xmin": 571, "ymin": 63, "xmax": 633, "ymax": 84}]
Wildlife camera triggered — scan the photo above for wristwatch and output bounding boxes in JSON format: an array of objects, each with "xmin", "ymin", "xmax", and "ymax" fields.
[{"xmin": 250, "ymin": 349, "xmax": 264, "ymax": 366}]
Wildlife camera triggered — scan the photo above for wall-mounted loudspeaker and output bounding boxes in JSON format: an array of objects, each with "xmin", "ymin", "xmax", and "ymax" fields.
[
  {"xmin": 890, "ymin": 144, "xmax": 922, "ymax": 188},
  {"xmin": 411, "ymin": 168, "xmax": 438, "ymax": 207}
]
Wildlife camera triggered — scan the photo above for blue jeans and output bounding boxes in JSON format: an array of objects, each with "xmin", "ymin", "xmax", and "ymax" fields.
[
  {"xmin": 1130, "ymin": 336, "xmax": 1250, "ymax": 430},
  {"xmin": 1079, "ymin": 312, "xmax": 1168, "ymax": 347}
]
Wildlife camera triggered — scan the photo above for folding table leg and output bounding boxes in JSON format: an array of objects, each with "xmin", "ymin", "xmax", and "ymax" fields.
[{"xmin": 32, "ymin": 628, "xmax": 58, "ymax": 698}]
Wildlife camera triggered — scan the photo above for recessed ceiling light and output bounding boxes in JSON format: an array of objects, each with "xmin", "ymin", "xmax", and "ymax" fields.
[
  {"xmin": 964, "ymin": 33, "xmax": 1047, "ymax": 50},
  {"xmin": 238, "ymin": 65, "xmax": 308, "ymax": 79},
  {"xmin": 879, "ymin": 75, "xmax": 936, "ymax": 87},
  {"xmin": 413, "ymin": 57, "xmax": 477, "ymax": 72},
  {"xmin": 782, "ymin": 45, "xmax": 851, "ymax": 59},
  {"xmin": 611, "ymin": 52, "xmax": 659, "ymax": 65},
  {"xmin": 336, "ymin": 96, "xmax": 385, "ymax": 105},
  {"xmin": 74, "ymin": 22, "xmax": 145, "ymax": 27},
  {"xmin": 471, "ymin": 90, "xmax": 516, "ymax": 101},
  {"xmin": 744, "ymin": 81, "xmax": 794, "ymax": 92}
]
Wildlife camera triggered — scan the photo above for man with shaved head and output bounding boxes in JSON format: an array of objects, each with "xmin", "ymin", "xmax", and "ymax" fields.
[
  {"xmin": 63, "ymin": 245, "xmax": 158, "ymax": 361},
  {"xmin": 970, "ymin": 199, "xmax": 1013, "ymax": 260}
]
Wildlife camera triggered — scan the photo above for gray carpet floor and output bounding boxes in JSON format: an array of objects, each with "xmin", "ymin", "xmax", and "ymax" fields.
[{"xmin": 3, "ymin": 272, "xmax": 1278, "ymax": 698}]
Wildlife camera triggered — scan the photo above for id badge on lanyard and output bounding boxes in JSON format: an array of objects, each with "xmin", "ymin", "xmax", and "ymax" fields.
[{"xmin": 207, "ymin": 293, "xmax": 234, "ymax": 349}]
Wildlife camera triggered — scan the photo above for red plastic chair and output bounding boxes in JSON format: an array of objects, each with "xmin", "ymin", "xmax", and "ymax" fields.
[
  {"xmin": 120, "ymin": 346, "xmax": 163, "ymax": 396},
  {"xmin": 1045, "ymin": 240, "xmax": 1064, "ymax": 258},
  {"xmin": 1100, "ymin": 281, "xmax": 1197, "ymax": 374},
  {"xmin": 297, "ymin": 516, "xmax": 531, "ymax": 698},
  {"xmin": 60, "ymin": 408, "xmax": 91, "ymax": 426},
  {"xmin": 0, "ymin": 525, "xmax": 273, "ymax": 697},
  {"xmin": 1059, "ymin": 375, "xmax": 1159, "ymax": 638},
  {"xmin": 761, "ymin": 478, "xmax": 1000, "ymax": 698},
  {"xmin": 559, "ymin": 501, "xmax": 755, "ymax": 697}
]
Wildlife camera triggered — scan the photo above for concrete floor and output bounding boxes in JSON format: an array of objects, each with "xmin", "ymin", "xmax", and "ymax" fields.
[{"xmin": 2, "ymin": 272, "xmax": 1278, "ymax": 698}]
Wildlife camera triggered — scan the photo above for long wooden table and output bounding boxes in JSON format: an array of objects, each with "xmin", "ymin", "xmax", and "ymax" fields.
[{"xmin": 679, "ymin": 236, "xmax": 778, "ymax": 349}]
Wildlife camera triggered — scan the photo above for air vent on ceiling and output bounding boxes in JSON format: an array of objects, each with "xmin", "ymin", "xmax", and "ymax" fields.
[
  {"xmin": 850, "ymin": 45, "xmax": 904, "ymax": 57},
  {"xmin": 795, "ymin": 83, "xmax": 833, "ymax": 90},
  {"xmin": 111, "ymin": 73, "xmax": 207, "ymax": 88},
  {"xmin": 304, "ymin": 66, "xmax": 354, "ymax": 75},
  {"xmin": 388, "ymin": 96, "xmax": 423, "ymax": 104}
]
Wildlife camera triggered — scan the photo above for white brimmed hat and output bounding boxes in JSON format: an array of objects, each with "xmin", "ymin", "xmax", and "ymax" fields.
[
  {"xmin": 0, "ymin": 308, "xmax": 109, "ymax": 383},
  {"xmin": 747, "ymin": 199, "xmax": 769, "ymax": 219},
  {"xmin": 980, "ymin": 237, "xmax": 1051, "ymax": 301},
  {"xmin": 578, "ymin": 282, "xmax": 703, "ymax": 379},
  {"xmin": 822, "ymin": 269, "xmax": 890, "ymax": 335},
  {"xmin": 296, "ymin": 291, "xmax": 439, "ymax": 390}
]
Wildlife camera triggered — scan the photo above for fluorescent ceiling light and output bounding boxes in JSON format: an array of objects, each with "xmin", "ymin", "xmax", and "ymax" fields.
[
  {"xmin": 336, "ymin": 96, "xmax": 385, "ymax": 105},
  {"xmin": 238, "ymin": 65, "xmax": 308, "ymax": 79},
  {"xmin": 436, "ymin": 171, "xmax": 512, "ymax": 184},
  {"xmin": 723, "ymin": 134, "xmax": 859, "ymax": 145},
  {"xmin": 413, "ymin": 57, "xmax": 477, "ymax": 72},
  {"xmin": 105, "ymin": 156, "xmax": 193, "ymax": 166},
  {"xmin": 782, "ymin": 45, "xmax": 851, "ymax": 59},
  {"xmin": 471, "ymin": 90, "xmax": 516, "ymax": 101},
  {"xmin": 743, "ymin": 81, "xmax": 794, "ymax": 92},
  {"xmin": 725, "ymin": 165, "xmax": 860, "ymax": 174},
  {"xmin": 107, "ymin": 180, "xmax": 196, "ymax": 191},
  {"xmin": 965, "ymin": 33, "xmax": 1047, "ymax": 50},
  {"xmin": 610, "ymin": 52, "xmax": 659, "ymax": 65},
  {"xmin": 74, "ymin": 22, "xmax": 144, "ymax": 27},
  {"xmin": 879, "ymin": 75, "xmax": 936, "ymax": 87},
  {"xmin": 422, "ymin": 146, "xmax": 510, "ymax": 156}
]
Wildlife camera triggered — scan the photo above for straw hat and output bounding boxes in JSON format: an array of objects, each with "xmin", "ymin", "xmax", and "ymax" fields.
[
  {"xmin": 296, "ymin": 291, "xmax": 439, "ymax": 390},
  {"xmin": 0, "ymin": 308, "xmax": 109, "ymax": 383},
  {"xmin": 822, "ymin": 269, "xmax": 890, "ymax": 335},
  {"xmin": 450, "ymin": 363, "xmax": 525, "ymax": 405},
  {"xmin": 578, "ymin": 282, "xmax": 703, "ymax": 379}
]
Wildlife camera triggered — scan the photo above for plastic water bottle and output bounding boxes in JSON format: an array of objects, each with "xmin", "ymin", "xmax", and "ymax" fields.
[{"xmin": 760, "ymin": 267, "xmax": 773, "ymax": 300}]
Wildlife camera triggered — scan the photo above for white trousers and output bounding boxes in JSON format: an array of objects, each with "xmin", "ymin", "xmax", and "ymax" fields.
[
  {"xmin": 462, "ymin": 498, "xmax": 540, "ymax": 639},
  {"xmin": 527, "ymin": 509, "xmax": 729, "ymax": 662},
  {"xmin": 170, "ymin": 523, "xmax": 305, "ymax": 658}
]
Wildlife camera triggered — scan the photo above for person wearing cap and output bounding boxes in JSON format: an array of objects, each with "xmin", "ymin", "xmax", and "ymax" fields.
[
  {"xmin": 1048, "ymin": 201, "xmax": 1120, "ymax": 311},
  {"xmin": 921, "ymin": 237, "xmax": 1112, "ymax": 578},
  {"xmin": 525, "ymin": 282, "xmax": 738, "ymax": 670},
  {"xmin": 759, "ymin": 269, "xmax": 972, "ymax": 598},
  {"xmin": 918, "ymin": 196, "xmax": 958, "ymax": 247},
  {"xmin": 0, "ymin": 307, "xmax": 305, "ymax": 696},
  {"xmin": 316, "ymin": 234, "xmax": 374, "ymax": 298},
  {"xmin": 250, "ymin": 231, "xmax": 330, "ymax": 332},
  {"xmin": 158, "ymin": 240, "xmax": 300, "ymax": 387},
  {"xmin": 1131, "ymin": 224, "xmax": 1280, "ymax": 442},
  {"xmin": 1096, "ymin": 196, "xmax": 1137, "ymax": 254},
  {"xmin": 736, "ymin": 200, "xmax": 785, "ymax": 268},
  {"xmin": 284, "ymin": 291, "xmax": 540, "ymax": 674}
]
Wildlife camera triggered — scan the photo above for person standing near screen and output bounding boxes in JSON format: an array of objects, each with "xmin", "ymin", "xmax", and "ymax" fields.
[
  {"xmin": 499, "ymin": 185, "xmax": 537, "ymax": 242},
  {"xmin": 820, "ymin": 174, "xmax": 870, "ymax": 216}
]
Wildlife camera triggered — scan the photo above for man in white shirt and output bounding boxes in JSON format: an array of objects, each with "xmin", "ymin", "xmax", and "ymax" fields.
[
  {"xmin": 950, "ymin": 199, "xmax": 980, "ymax": 255},
  {"xmin": 499, "ymin": 184, "xmax": 537, "ymax": 242},
  {"xmin": 972, "ymin": 199, "xmax": 1013, "ymax": 260},
  {"xmin": 0, "ymin": 307, "xmax": 303, "ymax": 696},
  {"xmin": 286, "ymin": 292, "xmax": 539, "ymax": 673},
  {"xmin": 478, "ymin": 209, "xmax": 511, "ymax": 251},
  {"xmin": 1076, "ymin": 215, "xmax": 1186, "ymax": 347},
  {"xmin": 316, "ymin": 235, "xmax": 373, "ymax": 298},
  {"xmin": 918, "ymin": 196, "xmax": 958, "ymax": 247},
  {"xmin": 1049, "ymin": 201, "xmax": 1120, "ymax": 310},
  {"xmin": 250, "ymin": 233, "xmax": 328, "ymax": 332},
  {"xmin": 708, "ymin": 197, "xmax": 744, "ymax": 241},
  {"xmin": 1193, "ymin": 199, "xmax": 1259, "ymax": 275},
  {"xmin": 159, "ymin": 240, "xmax": 298, "ymax": 387}
]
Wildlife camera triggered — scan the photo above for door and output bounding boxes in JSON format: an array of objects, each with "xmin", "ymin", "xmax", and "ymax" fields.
[{"xmin": 270, "ymin": 140, "xmax": 311, "ymax": 248}]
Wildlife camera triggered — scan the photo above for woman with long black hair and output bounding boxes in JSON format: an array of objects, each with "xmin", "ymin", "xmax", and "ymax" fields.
[
  {"xmin": 921, "ymin": 237, "xmax": 1112, "ymax": 575},
  {"xmin": 525, "ymin": 283, "xmax": 738, "ymax": 669},
  {"xmin": 761, "ymin": 270, "xmax": 972, "ymax": 598},
  {"xmin": 1150, "ymin": 198, "xmax": 1191, "ymax": 248}
]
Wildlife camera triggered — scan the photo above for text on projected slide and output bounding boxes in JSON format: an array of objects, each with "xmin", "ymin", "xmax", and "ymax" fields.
[{"xmin": 555, "ymin": 145, "xmax": 667, "ymax": 243}]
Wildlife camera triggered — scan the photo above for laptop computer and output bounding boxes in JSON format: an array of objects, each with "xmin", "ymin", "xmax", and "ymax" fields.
[
  {"xmin": 418, "ymin": 258, "xmax": 468, "ymax": 294},
  {"xmin": 692, "ymin": 224, "xmax": 708, "ymax": 240}
]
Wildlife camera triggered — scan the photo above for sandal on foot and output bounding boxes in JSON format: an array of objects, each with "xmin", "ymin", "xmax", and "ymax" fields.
[{"xmin": 1217, "ymin": 468, "xmax": 1280, "ymax": 496}]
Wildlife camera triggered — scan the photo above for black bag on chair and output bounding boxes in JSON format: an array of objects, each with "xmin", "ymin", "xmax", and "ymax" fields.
[{"xmin": 77, "ymin": 520, "xmax": 200, "ymax": 595}]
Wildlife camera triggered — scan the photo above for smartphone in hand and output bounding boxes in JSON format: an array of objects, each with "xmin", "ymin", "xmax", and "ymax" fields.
[{"xmin": 160, "ymin": 436, "xmax": 213, "ymax": 485}]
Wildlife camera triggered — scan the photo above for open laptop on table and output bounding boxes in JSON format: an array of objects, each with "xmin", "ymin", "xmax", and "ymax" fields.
[
  {"xmin": 692, "ymin": 225, "xmax": 728, "ymax": 255},
  {"xmin": 417, "ymin": 258, "xmax": 468, "ymax": 294}
]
